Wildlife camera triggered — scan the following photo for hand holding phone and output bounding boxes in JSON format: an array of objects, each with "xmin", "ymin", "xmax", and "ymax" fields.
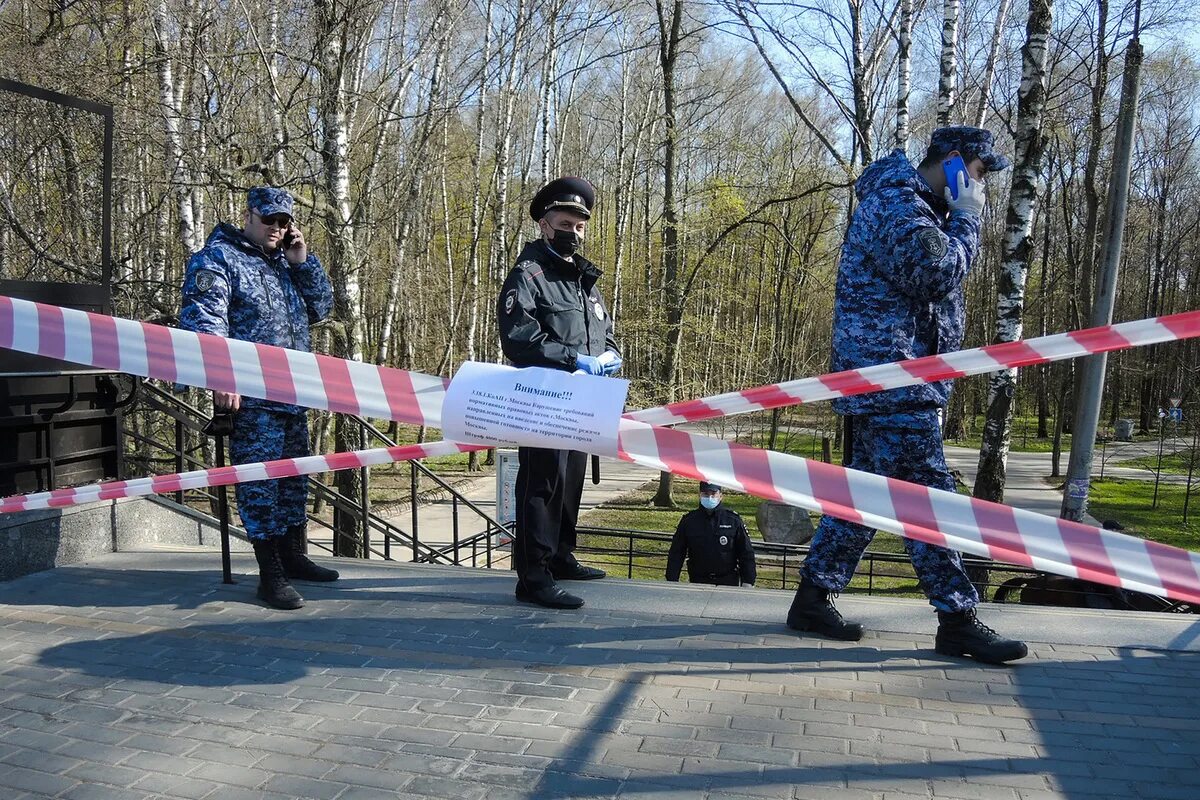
[
  {"xmin": 942, "ymin": 154, "xmax": 986, "ymax": 216},
  {"xmin": 942, "ymin": 154, "xmax": 968, "ymax": 200},
  {"xmin": 282, "ymin": 224, "xmax": 307, "ymax": 264}
]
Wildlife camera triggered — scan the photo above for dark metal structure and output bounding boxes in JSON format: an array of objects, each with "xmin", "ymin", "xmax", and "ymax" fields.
[{"xmin": 0, "ymin": 80, "xmax": 120, "ymax": 496}]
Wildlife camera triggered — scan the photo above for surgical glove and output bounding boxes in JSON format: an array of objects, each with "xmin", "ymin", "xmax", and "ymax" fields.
[
  {"xmin": 945, "ymin": 171, "xmax": 985, "ymax": 217},
  {"xmin": 574, "ymin": 353, "xmax": 604, "ymax": 375},
  {"xmin": 600, "ymin": 351, "xmax": 622, "ymax": 376}
]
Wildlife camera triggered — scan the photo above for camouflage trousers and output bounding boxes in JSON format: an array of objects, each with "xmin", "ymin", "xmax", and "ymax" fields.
[
  {"xmin": 801, "ymin": 409, "xmax": 979, "ymax": 612},
  {"xmin": 229, "ymin": 408, "xmax": 310, "ymax": 541}
]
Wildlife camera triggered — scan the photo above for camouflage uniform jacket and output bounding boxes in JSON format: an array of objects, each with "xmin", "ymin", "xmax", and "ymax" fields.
[
  {"xmin": 830, "ymin": 150, "xmax": 982, "ymax": 415},
  {"xmin": 179, "ymin": 222, "xmax": 334, "ymax": 413}
]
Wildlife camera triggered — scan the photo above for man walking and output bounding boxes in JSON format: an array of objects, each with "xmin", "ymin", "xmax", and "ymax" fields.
[{"xmin": 786, "ymin": 128, "xmax": 1028, "ymax": 664}]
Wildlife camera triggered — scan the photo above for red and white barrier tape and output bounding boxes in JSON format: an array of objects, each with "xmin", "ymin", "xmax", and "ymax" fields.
[
  {"xmin": 0, "ymin": 296, "xmax": 444, "ymax": 428},
  {"xmin": 3, "ymin": 295, "xmax": 1200, "ymax": 604},
  {"xmin": 627, "ymin": 309, "xmax": 1200, "ymax": 426},
  {"xmin": 614, "ymin": 419, "xmax": 1200, "ymax": 604},
  {"xmin": 0, "ymin": 441, "xmax": 474, "ymax": 513}
]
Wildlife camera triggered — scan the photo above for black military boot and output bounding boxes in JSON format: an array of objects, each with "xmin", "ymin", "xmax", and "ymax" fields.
[
  {"xmin": 279, "ymin": 524, "xmax": 339, "ymax": 582},
  {"xmin": 252, "ymin": 539, "xmax": 304, "ymax": 610},
  {"xmin": 787, "ymin": 578, "xmax": 864, "ymax": 641},
  {"xmin": 936, "ymin": 609, "xmax": 1028, "ymax": 664}
]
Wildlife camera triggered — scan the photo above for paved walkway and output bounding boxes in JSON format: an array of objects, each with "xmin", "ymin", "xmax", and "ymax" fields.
[{"xmin": 0, "ymin": 549, "xmax": 1197, "ymax": 799}]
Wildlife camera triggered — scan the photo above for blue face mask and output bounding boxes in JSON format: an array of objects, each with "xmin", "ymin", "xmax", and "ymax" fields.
[{"xmin": 700, "ymin": 495, "xmax": 720, "ymax": 510}]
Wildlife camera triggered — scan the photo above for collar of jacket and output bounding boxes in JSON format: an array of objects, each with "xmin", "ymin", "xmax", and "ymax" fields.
[
  {"xmin": 857, "ymin": 150, "xmax": 949, "ymax": 217},
  {"xmin": 521, "ymin": 238, "xmax": 602, "ymax": 280}
]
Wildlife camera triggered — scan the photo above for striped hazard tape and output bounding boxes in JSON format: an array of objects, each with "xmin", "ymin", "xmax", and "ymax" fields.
[{"xmin": 3, "ymin": 296, "xmax": 1200, "ymax": 603}]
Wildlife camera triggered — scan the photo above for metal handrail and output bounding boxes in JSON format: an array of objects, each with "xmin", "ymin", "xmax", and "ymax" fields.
[
  {"xmin": 126, "ymin": 382, "xmax": 452, "ymax": 563},
  {"xmin": 347, "ymin": 414, "xmax": 512, "ymax": 534}
]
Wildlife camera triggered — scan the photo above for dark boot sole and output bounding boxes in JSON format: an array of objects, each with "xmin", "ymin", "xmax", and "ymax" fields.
[
  {"xmin": 515, "ymin": 591, "xmax": 584, "ymax": 610},
  {"xmin": 787, "ymin": 617, "xmax": 864, "ymax": 642},
  {"xmin": 284, "ymin": 569, "xmax": 340, "ymax": 582},
  {"xmin": 257, "ymin": 585, "xmax": 304, "ymax": 610},
  {"xmin": 935, "ymin": 639, "xmax": 1028, "ymax": 665}
]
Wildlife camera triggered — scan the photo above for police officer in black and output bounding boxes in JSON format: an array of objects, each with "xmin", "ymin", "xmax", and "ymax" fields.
[
  {"xmin": 498, "ymin": 177, "xmax": 622, "ymax": 610},
  {"xmin": 666, "ymin": 483, "xmax": 757, "ymax": 587}
]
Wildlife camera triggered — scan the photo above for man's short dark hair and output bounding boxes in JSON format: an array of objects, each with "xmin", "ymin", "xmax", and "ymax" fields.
[{"xmin": 920, "ymin": 144, "xmax": 981, "ymax": 170}]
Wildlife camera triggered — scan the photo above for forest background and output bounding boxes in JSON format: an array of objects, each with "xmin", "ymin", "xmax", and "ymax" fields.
[{"xmin": 1, "ymin": 0, "xmax": 1198, "ymax": 508}]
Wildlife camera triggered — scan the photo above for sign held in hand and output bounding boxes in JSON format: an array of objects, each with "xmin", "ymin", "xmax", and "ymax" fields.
[{"xmin": 441, "ymin": 362, "xmax": 629, "ymax": 457}]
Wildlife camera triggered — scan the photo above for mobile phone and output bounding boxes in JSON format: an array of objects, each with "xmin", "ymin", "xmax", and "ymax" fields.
[
  {"xmin": 942, "ymin": 154, "xmax": 969, "ymax": 200},
  {"xmin": 282, "ymin": 227, "xmax": 296, "ymax": 248}
]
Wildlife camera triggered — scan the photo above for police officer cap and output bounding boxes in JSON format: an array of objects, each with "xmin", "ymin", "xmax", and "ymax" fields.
[
  {"xmin": 929, "ymin": 126, "xmax": 1011, "ymax": 172},
  {"xmin": 529, "ymin": 177, "xmax": 595, "ymax": 221},
  {"xmin": 699, "ymin": 481, "xmax": 722, "ymax": 493},
  {"xmin": 248, "ymin": 187, "xmax": 295, "ymax": 218}
]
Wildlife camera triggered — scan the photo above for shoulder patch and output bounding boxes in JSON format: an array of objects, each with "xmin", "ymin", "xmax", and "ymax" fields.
[
  {"xmin": 504, "ymin": 289, "xmax": 518, "ymax": 315},
  {"xmin": 195, "ymin": 270, "xmax": 217, "ymax": 293},
  {"xmin": 917, "ymin": 228, "xmax": 948, "ymax": 259}
]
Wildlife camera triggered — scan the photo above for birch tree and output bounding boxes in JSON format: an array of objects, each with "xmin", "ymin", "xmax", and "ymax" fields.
[
  {"xmin": 973, "ymin": 0, "xmax": 1054, "ymax": 503},
  {"xmin": 937, "ymin": 0, "xmax": 960, "ymax": 125}
]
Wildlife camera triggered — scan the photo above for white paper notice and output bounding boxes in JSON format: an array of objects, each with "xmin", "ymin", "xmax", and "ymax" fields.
[{"xmin": 441, "ymin": 362, "xmax": 630, "ymax": 456}]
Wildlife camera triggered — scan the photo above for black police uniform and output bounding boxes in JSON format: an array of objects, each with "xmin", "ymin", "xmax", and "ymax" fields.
[
  {"xmin": 497, "ymin": 179, "xmax": 619, "ymax": 596},
  {"xmin": 666, "ymin": 505, "xmax": 757, "ymax": 586}
]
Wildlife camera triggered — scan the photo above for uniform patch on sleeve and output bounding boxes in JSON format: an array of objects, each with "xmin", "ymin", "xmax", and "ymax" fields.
[
  {"xmin": 195, "ymin": 271, "xmax": 216, "ymax": 293},
  {"xmin": 504, "ymin": 289, "xmax": 518, "ymax": 315},
  {"xmin": 917, "ymin": 228, "xmax": 948, "ymax": 259}
]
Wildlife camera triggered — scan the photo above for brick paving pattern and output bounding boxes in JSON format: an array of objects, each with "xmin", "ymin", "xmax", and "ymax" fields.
[{"xmin": 0, "ymin": 551, "xmax": 1195, "ymax": 799}]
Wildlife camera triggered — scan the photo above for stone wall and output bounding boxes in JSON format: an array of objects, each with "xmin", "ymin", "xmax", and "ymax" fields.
[{"xmin": 0, "ymin": 497, "xmax": 248, "ymax": 582}]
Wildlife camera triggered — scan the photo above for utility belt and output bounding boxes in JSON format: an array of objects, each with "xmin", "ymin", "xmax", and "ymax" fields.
[{"xmin": 694, "ymin": 571, "xmax": 739, "ymax": 586}]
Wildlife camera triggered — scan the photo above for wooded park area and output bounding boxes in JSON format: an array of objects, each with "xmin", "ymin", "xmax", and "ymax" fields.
[{"xmin": 1, "ymin": 0, "xmax": 1197, "ymax": 507}]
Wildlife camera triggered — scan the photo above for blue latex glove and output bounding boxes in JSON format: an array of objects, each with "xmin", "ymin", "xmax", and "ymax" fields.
[
  {"xmin": 601, "ymin": 353, "xmax": 623, "ymax": 376},
  {"xmin": 574, "ymin": 353, "xmax": 604, "ymax": 375}
]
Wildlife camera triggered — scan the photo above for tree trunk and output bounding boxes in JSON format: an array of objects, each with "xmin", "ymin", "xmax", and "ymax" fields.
[
  {"xmin": 937, "ymin": 0, "xmax": 961, "ymax": 126},
  {"xmin": 974, "ymin": 0, "xmax": 1013, "ymax": 126},
  {"xmin": 315, "ymin": 0, "xmax": 367, "ymax": 557},
  {"xmin": 973, "ymin": 0, "xmax": 1053, "ymax": 504},
  {"xmin": 895, "ymin": 0, "xmax": 913, "ymax": 153},
  {"xmin": 652, "ymin": 0, "xmax": 683, "ymax": 508}
]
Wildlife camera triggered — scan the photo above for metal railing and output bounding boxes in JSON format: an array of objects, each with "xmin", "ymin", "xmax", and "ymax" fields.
[
  {"xmin": 570, "ymin": 525, "xmax": 1196, "ymax": 613},
  {"xmin": 123, "ymin": 381, "xmax": 511, "ymax": 569}
]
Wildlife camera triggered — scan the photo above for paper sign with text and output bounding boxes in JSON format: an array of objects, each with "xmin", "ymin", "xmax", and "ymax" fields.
[{"xmin": 441, "ymin": 362, "xmax": 629, "ymax": 456}]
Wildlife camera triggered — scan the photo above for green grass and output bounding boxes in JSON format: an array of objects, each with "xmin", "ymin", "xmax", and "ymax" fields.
[
  {"xmin": 1085, "ymin": 478, "xmax": 1200, "ymax": 551},
  {"xmin": 1114, "ymin": 450, "xmax": 1198, "ymax": 477}
]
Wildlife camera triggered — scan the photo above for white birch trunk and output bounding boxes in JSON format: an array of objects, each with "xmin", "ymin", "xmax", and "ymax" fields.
[
  {"xmin": 465, "ymin": 0, "xmax": 494, "ymax": 364},
  {"xmin": 152, "ymin": 0, "xmax": 199, "ymax": 255},
  {"xmin": 974, "ymin": 0, "xmax": 1054, "ymax": 503},
  {"xmin": 895, "ymin": 0, "xmax": 913, "ymax": 153},
  {"xmin": 974, "ymin": 0, "xmax": 1014, "ymax": 127},
  {"xmin": 937, "ymin": 0, "xmax": 961, "ymax": 126}
]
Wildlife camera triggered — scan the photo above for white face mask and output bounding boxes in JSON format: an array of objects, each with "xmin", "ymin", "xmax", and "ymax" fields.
[{"xmin": 700, "ymin": 495, "xmax": 720, "ymax": 510}]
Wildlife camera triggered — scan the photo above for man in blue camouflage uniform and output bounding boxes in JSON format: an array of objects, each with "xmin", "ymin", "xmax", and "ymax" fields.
[
  {"xmin": 180, "ymin": 187, "xmax": 339, "ymax": 610},
  {"xmin": 787, "ymin": 127, "xmax": 1028, "ymax": 664}
]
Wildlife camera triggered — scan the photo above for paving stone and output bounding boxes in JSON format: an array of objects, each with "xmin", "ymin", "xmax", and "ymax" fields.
[
  {"xmin": 0, "ymin": 765, "xmax": 81, "ymax": 796},
  {"xmin": 131, "ymin": 773, "xmax": 221, "ymax": 799},
  {"xmin": 64, "ymin": 761, "xmax": 146, "ymax": 787},
  {"xmin": 188, "ymin": 762, "xmax": 271, "ymax": 789}
]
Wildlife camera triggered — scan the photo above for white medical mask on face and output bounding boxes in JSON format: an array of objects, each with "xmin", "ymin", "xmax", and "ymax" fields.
[{"xmin": 700, "ymin": 495, "xmax": 720, "ymax": 510}]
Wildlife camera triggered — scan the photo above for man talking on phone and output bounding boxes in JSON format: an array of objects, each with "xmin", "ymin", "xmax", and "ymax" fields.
[
  {"xmin": 786, "ymin": 127, "xmax": 1028, "ymax": 664},
  {"xmin": 180, "ymin": 187, "xmax": 338, "ymax": 610}
]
